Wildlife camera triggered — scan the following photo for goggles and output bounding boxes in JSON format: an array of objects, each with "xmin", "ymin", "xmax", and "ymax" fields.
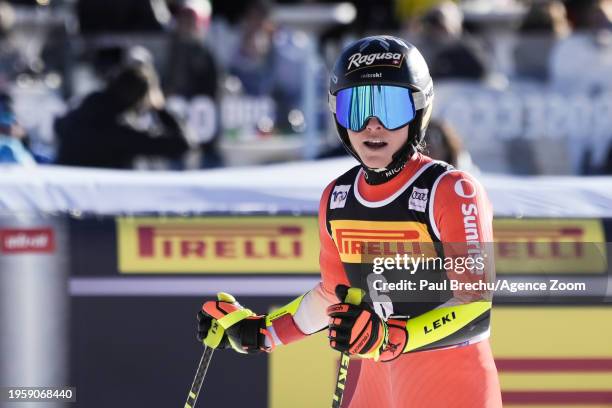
[{"xmin": 329, "ymin": 84, "xmax": 430, "ymax": 132}]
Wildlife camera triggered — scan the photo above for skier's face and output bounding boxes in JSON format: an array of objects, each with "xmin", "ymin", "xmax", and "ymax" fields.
[{"xmin": 347, "ymin": 117, "xmax": 409, "ymax": 169}]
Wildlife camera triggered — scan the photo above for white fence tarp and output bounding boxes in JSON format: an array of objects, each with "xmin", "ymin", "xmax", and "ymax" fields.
[{"xmin": 1, "ymin": 159, "xmax": 612, "ymax": 217}]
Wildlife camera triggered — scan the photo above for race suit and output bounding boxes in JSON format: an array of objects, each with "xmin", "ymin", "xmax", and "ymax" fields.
[{"xmin": 264, "ymin": 153, "xmax": 502, "ymax": 408}]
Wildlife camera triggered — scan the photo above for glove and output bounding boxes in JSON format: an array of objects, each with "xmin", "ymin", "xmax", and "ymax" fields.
[
  {"xmin": 327, "ymin": 285, "xmax": 408, "ymax": 362},
  {"xmin": 197, "ymin": 292, "xmax": 274, "ymax": 354}
]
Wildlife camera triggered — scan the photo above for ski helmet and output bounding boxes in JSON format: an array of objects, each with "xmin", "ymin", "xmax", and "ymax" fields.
[{"xmin": 328, "ymin": 35, "xmax": 434, "ymax": 183}]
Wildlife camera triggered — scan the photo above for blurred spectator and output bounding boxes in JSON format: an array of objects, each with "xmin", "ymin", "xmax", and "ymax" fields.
[
  {"xmin": 549, "ymin": 0, "xmax": 612, "ymax": 91},
  {"xmin": 564, "ymin": 0, "xmax": 611, "ymax": 29},
  {"xmin": 513, "ymin": 0, "xmax": 569, "ymax": 81},
  {"xmin": 228, "ymin": 0, "xmax": 275, "ymax": 95},
  {"xmin": 125, "ymin": 45, "xmax": 156, "ymax": 69},
  {"xmin": 70, "ymin": 45, "xmax": 156, "ymax": 100},
  {"xmin": 163, "ymin": 0, "xmax": 223, "ymax": 167},
  {"xmin": 548, "ymin": 0, "xmax": 610, "ymax": 173},
  {"xmin": 227, "ymin": 0, "xmax": 308, "ymax": 132},
  {"xmin": 353, "ymin": 0, "xmax": 400, "ymax": 32},
  {"xmin": 396, "ymin": 0, "xmax": 446, "ymax": 25},
  {"xmin": 91, "ymin": 46, "xmax": 126, "ymax": 81},
  {"xmin": 424, "ymin": 119, "xmax": 479, "ymax": 172},
  {"xmin": 323, "ymin": 0, "xmax": 398, "ymax": 36},
  {"xmin": 414, "ymin": 1, "xmax": 491, "ymax": 80},
  {"xmin": 83, "ymin": 45, "xmax": 156, "ymax": 90},
  {"xmin": 0, "ymin": 1, "xmax": 28, "ymax": 87},
  {"xmin": 163, "ymin": 0, "xmax": 218, "ymax": 99},
  {"xmin": 54, "ymin": 63, "xmax": 192, "ymax": 169},
  {"xmin": 40, "ymin": 23, "xmax": 73, "ymax": 98},
  {"xmin": 0, "ymin": 93, "xmax": 35, "ymax": 165},
  {"xmin": 207, "ymin": 0, "xmax": 250, "ymax": 25},
  {"xmin": 77, "ymin": 0, "xmax": 171, "ymax": 33}
]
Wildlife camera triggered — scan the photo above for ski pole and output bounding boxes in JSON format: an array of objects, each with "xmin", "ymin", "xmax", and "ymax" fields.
[
  {"xmin": 185, "ymin": 292, "xmax": 235, "ymax": 408},
  {"xmin": 331, "ymin": 287, "xmax": 365, "ymax": 408},
  {"xmin": 184, "ymin": 345, "xmax": 215, "ymax": 408}
]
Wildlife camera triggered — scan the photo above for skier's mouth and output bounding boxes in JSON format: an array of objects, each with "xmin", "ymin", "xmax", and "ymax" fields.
[{"xmin": 363, "ymin": 140, "xmax": 388, "ymax": 150}]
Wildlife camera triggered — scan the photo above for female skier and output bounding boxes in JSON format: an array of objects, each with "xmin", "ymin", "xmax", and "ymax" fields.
[{"xmin": 197, "ymin": 35, "xmax": 502, "ymax": 408}]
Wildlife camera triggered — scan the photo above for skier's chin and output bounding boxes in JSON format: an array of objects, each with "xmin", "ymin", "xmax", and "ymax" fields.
[{"xmin": 359, "ymin": 154, "xmax": 392, "ymax": 169}]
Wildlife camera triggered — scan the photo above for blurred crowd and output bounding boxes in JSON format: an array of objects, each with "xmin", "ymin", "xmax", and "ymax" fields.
[{"xmin": 0, "ymin": 0, "xmax": 611, "ymax": 174}]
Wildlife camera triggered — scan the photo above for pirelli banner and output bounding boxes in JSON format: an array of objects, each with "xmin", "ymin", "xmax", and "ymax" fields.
[
  {"xmin": 94, "ymin": 216, "xmax": 611, "ymax": 277},
  {"xmin": 116, "ymin": 217, "xmax": 320, "ymax": 273}
]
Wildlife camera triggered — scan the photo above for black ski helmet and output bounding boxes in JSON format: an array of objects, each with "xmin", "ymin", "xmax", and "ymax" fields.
[{"xmin": 328, "ymin": 35, "xmax": 434, "ymax": 181}]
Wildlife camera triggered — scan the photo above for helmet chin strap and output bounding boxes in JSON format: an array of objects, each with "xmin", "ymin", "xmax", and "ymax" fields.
[{"xmin": 361, "ymin": 141, "xmax": 415, "ymax": 185}]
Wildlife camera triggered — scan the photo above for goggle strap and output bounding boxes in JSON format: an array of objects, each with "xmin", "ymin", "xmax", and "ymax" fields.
[
  {"xmin": 328, "ymin": 93, "xmax": 337, "ymax": 114},
  {"xmin": 412, "ymin": 80, "xmax": 433, "ymax": 111}
]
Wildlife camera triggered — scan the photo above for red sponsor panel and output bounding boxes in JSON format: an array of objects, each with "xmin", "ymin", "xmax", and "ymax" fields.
[
  {"xmin": 503, "ymin": 391, "xmax": 612, "ymax": 404},
  {"xmin": 497, "ymin": 358, "xmax": 612, "ymax": 372},
  {"xmin": 0, "ymin": 228, "xmax": 55, "ymax": 254}
]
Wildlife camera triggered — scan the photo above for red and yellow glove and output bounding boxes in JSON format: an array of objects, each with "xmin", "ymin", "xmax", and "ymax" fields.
[
  {"xmin": 198, "ymin": 292, "xmax": 275, "ymax": 354},
  {"xmin": 327, "ymin": 285, "xmax": 408, "ymax": 362}
]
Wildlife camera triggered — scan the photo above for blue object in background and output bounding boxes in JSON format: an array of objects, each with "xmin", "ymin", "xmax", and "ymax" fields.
[{"xmin": 0, "ymin": 136, "xmax": 36, "ymax": 165}]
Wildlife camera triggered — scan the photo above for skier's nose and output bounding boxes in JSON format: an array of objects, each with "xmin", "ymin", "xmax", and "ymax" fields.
[{"xmin": 365, "ymin": 117, "xmax": 383, "ymax": 131}]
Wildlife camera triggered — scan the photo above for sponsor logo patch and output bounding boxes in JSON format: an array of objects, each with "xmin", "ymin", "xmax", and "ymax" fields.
[
  {"xmin": 329, "ymin": 220, "xmax": 434, "ymax": 263},
  {"xmin": 454, "ymin": 179, "xmax": 477, "ymax": 198},
  {"xmin": 330, "ymin": 185, "xmax": 351, "ymax": 209},
  {"xmin": 346, "ymin": 52, "xmax": 404, "ymax": 73},
  {"xmin": 360, "ymin": 72, "xmax": 382, "ymax": 79},
  {"xmin": 408, "ymin": 187, "xmax": 429, "ymax": 212},
  {"xmin": 0, "ymin": 228, "xmax": 55, "ymax": 254}
]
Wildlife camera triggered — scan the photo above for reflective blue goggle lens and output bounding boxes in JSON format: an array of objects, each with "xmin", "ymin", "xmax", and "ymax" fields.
[{"xmin": 335, "ymin": 85, "xmax": 416, "ymax": 132}]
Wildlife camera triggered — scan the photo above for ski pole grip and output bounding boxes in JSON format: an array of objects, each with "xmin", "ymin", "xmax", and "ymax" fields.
[
  {"xmin": 344, "ymin": 288, "xmax": 365, "ymax": 306},
  {"xmin": 217, "ymin": 292, "xmax": 236, "ymax": 303}
]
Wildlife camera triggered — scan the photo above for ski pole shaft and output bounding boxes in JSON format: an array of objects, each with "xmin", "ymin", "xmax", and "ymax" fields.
[
  {"xmin": 330, "ymin": 287, "xmax": 365, "ymax": 408},
  {"xmin": 184, "ymin": 345, "xmax": 215, "ymax": 408},
  {"xmin": 331, "ymin": 351, "xmax": 351, "ymax": 408}
]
